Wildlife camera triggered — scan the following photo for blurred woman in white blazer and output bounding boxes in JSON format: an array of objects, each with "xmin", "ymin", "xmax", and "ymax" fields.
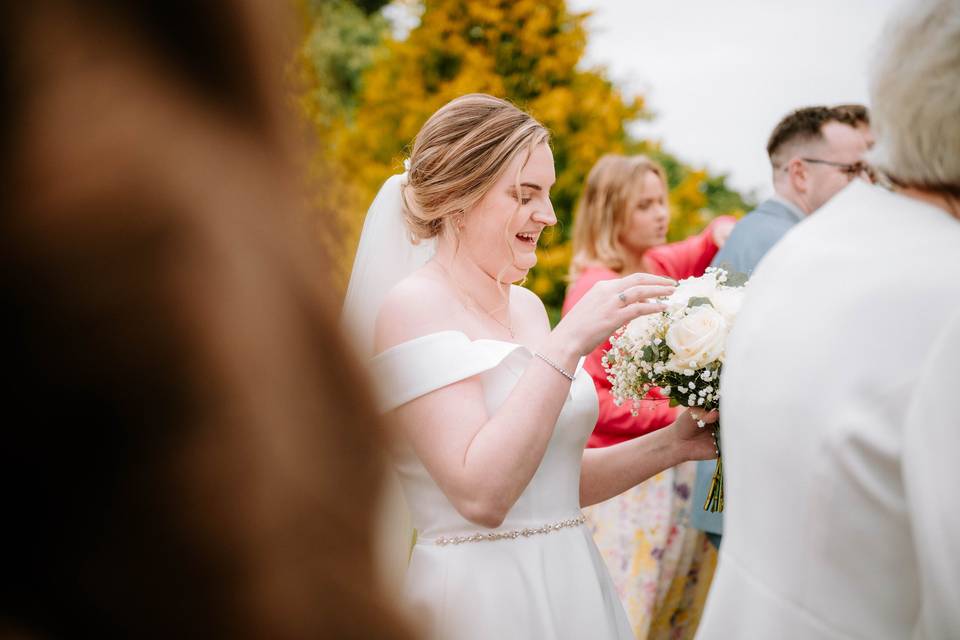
[{"xmin": 696, "ymin": 0, "xmax": 960, "ymax": 638}]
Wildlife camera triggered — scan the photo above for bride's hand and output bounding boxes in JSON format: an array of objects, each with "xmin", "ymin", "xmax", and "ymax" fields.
[
  {"xmin": 550, "ymin": 272, "xmax": 676, "ymax": 357},
  {"xmin": 669, "ymin": 408, "xmax": 720, "ymax": 462}
]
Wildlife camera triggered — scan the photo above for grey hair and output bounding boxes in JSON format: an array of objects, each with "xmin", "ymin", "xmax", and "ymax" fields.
[{"xmin": 867, "ymin": 0, "xmax": 960, "ymax": 191}]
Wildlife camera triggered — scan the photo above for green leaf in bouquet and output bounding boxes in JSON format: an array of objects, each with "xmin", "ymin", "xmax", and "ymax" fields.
[
  {"xmin": 668, "ymin": 397, "xmax": 679, "ymax": 407},
  {"xmin": 642, "ymin": 345, "xmax": 655, "ymax": 363},
  {"xmin": 723, "ymin": 270, "xmax": 749, "ymax": 287},
  {"xmin": 687, "ymin": 296, "xmax": 713, "ymax": 308}
]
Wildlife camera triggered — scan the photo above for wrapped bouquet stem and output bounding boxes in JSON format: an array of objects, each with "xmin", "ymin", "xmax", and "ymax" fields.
[
  {"xmin": 704, "ymin": 429, "xmax": 723, "ymax": 512},
  {"xmin": 603, "ymin": 267, "xmax": 747, "ymax": 513}
]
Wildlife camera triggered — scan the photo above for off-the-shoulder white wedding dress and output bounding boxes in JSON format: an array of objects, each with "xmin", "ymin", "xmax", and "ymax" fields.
[{"xmin": 372, "ymin": 330, "xmax": 633, "ymax": 640}]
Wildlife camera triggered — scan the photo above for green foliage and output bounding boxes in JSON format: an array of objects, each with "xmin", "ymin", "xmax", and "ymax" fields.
[
  {"xmin": 352, "ymin": 0, "xmax": 392, "ymax": 14},
  {"xmin": 299, "ymin": 0, "xmax": 389, "ymax": 135},
  {"xmin": 296, "ymin": 0, "xmax": 392, "ymax": 284}
]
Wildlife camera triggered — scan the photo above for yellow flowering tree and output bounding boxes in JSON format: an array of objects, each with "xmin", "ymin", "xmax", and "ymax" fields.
[{"xmin": 300, "ymin": 0, "xmax": 750, "ymax": 318}]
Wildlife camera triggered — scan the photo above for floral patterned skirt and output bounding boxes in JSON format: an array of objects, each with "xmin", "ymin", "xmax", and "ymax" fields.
[{"xmin": 583, "ymin": 460, "xmax": 717, "ymax": 640}]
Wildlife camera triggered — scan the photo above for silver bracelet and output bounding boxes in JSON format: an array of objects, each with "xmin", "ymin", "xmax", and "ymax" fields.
[{"xmin": 533, "ymin": 351, "xmax": 575, "ymax": 382}]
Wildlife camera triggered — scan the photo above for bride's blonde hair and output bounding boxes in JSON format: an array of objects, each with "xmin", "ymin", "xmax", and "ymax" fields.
[
  {"xmin": 402, "ymin": 94, "xmax": 549, "ymax": 242},
  {"xmin": 570, "ymin": 154, "xmax": 668, "ymax": 279}
]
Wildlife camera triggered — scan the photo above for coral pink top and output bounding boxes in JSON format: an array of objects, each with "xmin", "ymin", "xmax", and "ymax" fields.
[{"xmin": 562, "ymin": 217, "xmax": 733, "ymax": 448}]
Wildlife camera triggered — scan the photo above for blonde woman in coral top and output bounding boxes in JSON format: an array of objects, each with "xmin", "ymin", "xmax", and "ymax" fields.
[{"xmin": 563, "ymin": 155, "xmax": 734, "ymax": 639}]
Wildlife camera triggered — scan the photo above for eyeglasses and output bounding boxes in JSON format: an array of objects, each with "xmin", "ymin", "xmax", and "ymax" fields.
[{"xmin": 799, "ymin": 157, "xmax": 873, "ymax": 181}]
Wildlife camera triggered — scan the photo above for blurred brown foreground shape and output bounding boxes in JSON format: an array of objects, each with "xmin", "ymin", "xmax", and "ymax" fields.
[{"xmin": 0, "ymin": 1, "xmax": 413, "ymax": 638}]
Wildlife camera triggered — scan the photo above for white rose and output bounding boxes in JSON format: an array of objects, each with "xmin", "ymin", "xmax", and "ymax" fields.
[
  {"xmin": 668, "ymin": 271, "xmax": 719, "ymax": 310},
  {"xmin": 665, "ymin": 305, "xmax": 728, "ymax": 369},
  {"xmin": 624, "ymin": 313, "xmax": 659, "ymax": 342},
  {"xmin": 711, "ymin": 287, "xmax": 746, "ymax": 325}
]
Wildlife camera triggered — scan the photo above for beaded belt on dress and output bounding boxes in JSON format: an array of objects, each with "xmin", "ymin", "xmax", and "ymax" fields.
[{"xmin": 433, "ymin": 514, "xmax": 586, "ymax": 546}]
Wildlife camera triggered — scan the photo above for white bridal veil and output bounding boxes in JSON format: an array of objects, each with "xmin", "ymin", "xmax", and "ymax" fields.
[
  {"xmin": 341, "ymin": 171, "xmax": 435, "ymax": 595},
  {"xmin": 342, "ymin": 171, "xmax": 436, "ymax": 359}
]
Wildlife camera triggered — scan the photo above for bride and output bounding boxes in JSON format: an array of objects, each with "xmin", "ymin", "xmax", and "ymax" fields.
[{"xmin": 344, "ymin": 94, "xmax": 718, "ymax": 639}]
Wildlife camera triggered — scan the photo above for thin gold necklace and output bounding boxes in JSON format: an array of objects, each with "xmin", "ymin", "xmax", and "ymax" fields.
[{"xmin": 435, "ymin": 261, "xmax": 515, "ymax": 339}]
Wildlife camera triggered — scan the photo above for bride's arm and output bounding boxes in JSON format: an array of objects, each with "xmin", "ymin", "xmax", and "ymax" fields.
[
  {"xmin": 579, "ymin": 409, "xmax": 718, "ymax": 507},
  {"xmin": 390, "ymin": 340, "xmax": 576, "ymax": 529},
  {"xmin": 377, "ymin": 273, "xmax": 673, "ymax": 529}
]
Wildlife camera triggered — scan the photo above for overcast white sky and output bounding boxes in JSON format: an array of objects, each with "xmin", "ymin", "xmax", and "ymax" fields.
[{"xmin": 566, "ymin": 0, "xmax": 903, "ymax": 200}]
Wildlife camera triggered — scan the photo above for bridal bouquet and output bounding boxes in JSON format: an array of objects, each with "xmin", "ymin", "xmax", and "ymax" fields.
[{"xmin": 602, "ymin": 267, "xmax": 748, "ymax": 512}]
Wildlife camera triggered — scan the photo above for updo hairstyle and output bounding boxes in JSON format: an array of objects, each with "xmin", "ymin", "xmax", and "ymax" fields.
[{"xmin": 401, "ymin": 94, "xmax": 549, "ymax": 242}]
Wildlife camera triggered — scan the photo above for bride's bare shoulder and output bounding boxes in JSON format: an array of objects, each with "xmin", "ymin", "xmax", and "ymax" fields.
[{"xmin": 374, "ymin": 269, "xmax": 462, "ymax": 353}]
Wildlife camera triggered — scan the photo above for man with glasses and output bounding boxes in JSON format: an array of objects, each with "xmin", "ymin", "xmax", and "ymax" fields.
[{"xmin": 691, "ymin": 105, "xmax": 869, "ymax": 550}]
